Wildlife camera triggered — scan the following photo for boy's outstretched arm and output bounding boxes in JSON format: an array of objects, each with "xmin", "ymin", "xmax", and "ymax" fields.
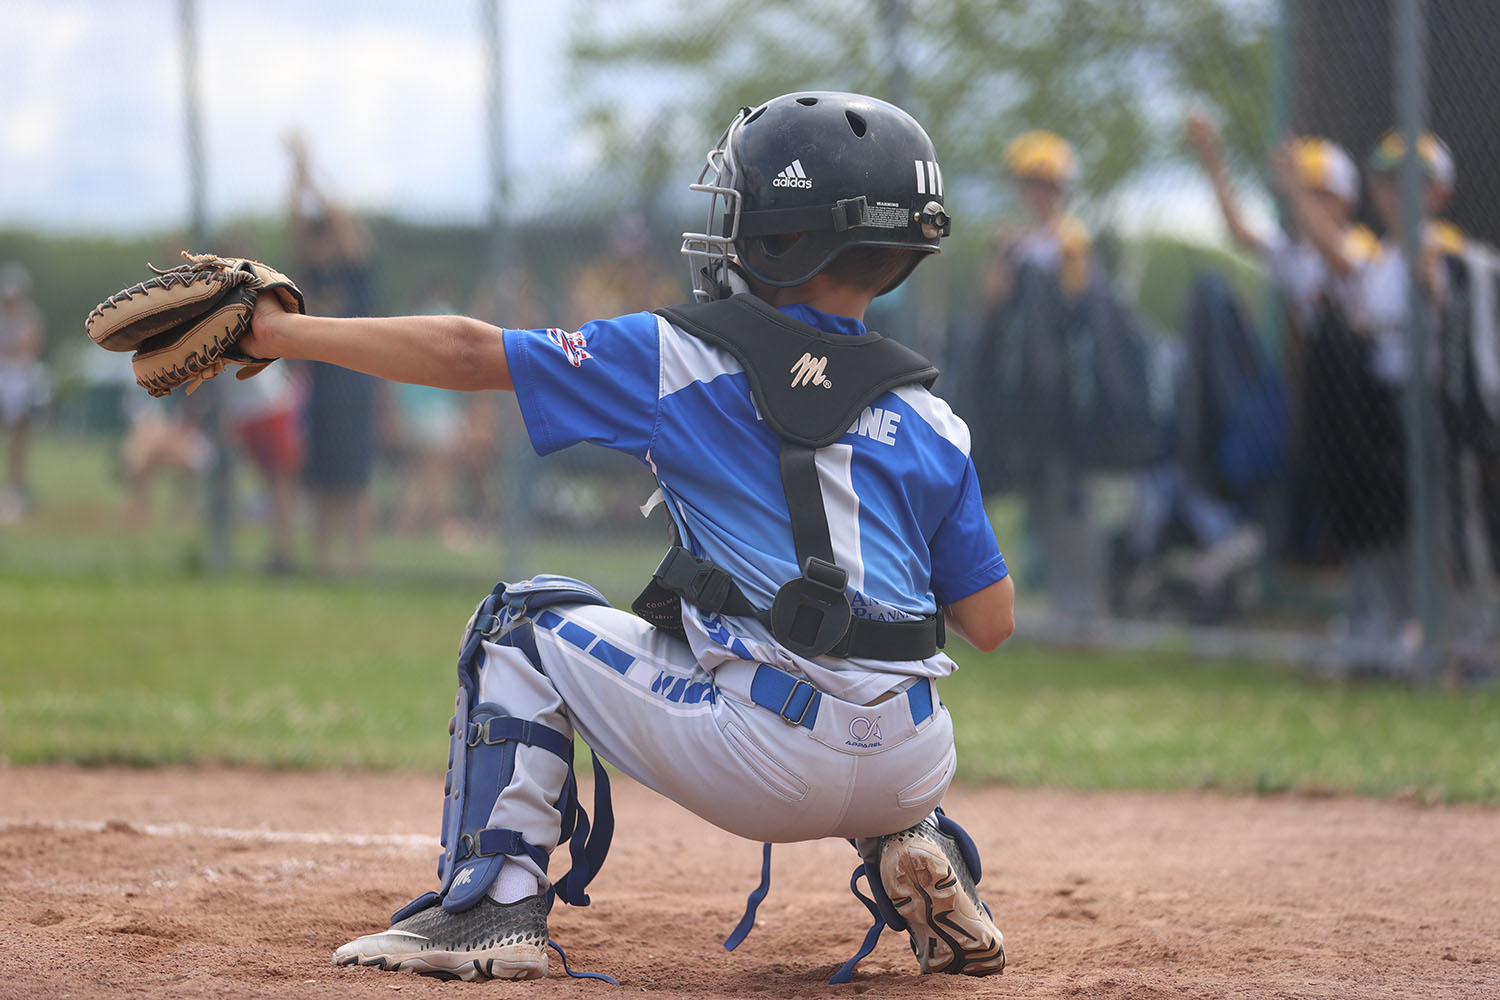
[
  {"xmin": 1186, "ymin": 110, "xmax": 1265, "ymax": 254},
  {"xmin": 246, "ymin": 294, "xmax": 513, "ymax": 392},
  {"xmin": 945, "ymin": 575, "xmax": 1015, "ymax": 652}
]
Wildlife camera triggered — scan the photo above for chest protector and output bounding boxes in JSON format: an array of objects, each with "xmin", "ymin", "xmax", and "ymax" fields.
[{"xmin": 632, "ymin": 293, "xmax": 945, "ymax": 660}]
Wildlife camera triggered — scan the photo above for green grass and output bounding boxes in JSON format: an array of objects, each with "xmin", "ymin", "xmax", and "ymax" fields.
[
  {"xmin": 943, "ymin": 646, "xmax": 1500, "ymax": 803},
  {"xmin": 3, "ymin": 430, "xmax": 1497, "ymax": 801},
  {"xmin": 0, "ymin": 573, "xmax": 469, "ymax": 770},
  {"xmin": 3, "ymin": 570, "xmax": 1498, "ymax": 801},
  {"xmin": 0, "ymin": 428, "xmax": 665, "ymax": 594}
]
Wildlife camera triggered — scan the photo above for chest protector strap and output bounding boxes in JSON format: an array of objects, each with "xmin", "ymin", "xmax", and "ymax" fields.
[{"xmin": 634, "ymin": 294, "xmax": 944, "ymax": 660}]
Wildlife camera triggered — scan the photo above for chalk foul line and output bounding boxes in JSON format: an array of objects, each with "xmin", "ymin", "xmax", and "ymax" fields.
[{"xmin": 0, "ymin": 817, "xmax": 436, "ymax": 851}]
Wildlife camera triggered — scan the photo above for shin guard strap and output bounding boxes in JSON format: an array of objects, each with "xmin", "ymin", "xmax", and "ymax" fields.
[
  {"xmin": 935, "ymin": 807, "xmax": 983, "ymax": 883},
  {"xmin": 468, "ymin": 715, "xmax": 573, "ymax": 760},
  {"xmin": 723, "ymin": 841, "xmax": 773, "ymax": 951},
  {"xmin": 551, "ymin": 750, "xmax": 614, "ymax": 908},
  {"xmin": 475, "ymin": 827, "xmax": 553, "ymax": 870},
  {"xmin": 829, "ymin": 865, "xmax": 888, "ymax": 985}
]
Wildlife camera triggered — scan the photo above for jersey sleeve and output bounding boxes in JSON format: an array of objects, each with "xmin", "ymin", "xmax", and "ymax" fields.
[
  {"xmin": 928, "ymin": 460, "xmax": 1009, "ymax": 605},
  {"xmin": 503, "ymin": 312, "xmax": 662, "ymax": 459}
]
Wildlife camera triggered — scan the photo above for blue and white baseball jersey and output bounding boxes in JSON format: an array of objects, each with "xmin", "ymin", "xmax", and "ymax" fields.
[{"xmin": 504, "ymin": 302, "xmax": 1007, "ymax": 702}]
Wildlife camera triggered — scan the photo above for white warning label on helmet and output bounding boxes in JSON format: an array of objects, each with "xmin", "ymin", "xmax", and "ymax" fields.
[{"xmin": 867, "ymin": 204, "xmax": 909, "ymax": 229}]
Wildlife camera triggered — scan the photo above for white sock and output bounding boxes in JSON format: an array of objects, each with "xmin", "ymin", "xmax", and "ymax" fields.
[{"xmin": 486, "ymin": 863, "xmax": 541, "ymax": 904}]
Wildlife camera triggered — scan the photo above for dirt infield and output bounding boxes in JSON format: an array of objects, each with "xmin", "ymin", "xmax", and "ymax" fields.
[{"xmin": 1, "ymin": 765, "xmax": 1495, "ymax": 999}]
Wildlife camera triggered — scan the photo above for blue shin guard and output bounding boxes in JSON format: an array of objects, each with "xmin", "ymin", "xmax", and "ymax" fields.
[{"xmin": 397, "ymin": 576, "xmax": 615, "ymax": 926}]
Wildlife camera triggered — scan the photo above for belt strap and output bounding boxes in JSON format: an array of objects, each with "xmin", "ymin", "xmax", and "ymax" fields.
[
  {"xmin": 747, "ymin": 663, "xmax": 934, "ymax": 730},
  {"xmin": 641, "ymin": 546, "xmax": 944, "ymax": 661},
  {"xmin": 750, "ymin": 665, "xmax": 822, "ymax": 728}
]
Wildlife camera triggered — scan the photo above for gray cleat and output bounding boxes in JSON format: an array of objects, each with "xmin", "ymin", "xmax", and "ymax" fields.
[
  {"xmin": 878, "ymin": 817, "xmax": 1006, "ymax": 975},
  {"xmin": 333, "ymin": 895, "xmax": 549, "ymax": 981}
]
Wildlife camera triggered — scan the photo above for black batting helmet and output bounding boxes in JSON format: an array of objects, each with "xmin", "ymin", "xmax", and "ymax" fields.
[{"xmin": 682, "ymin": 92, "xmax": 952, "ymax": 301}]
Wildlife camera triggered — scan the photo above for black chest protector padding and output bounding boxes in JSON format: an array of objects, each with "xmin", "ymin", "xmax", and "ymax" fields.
[{"xmin": 657, "ymin": 294, "xmax": 939, "ymax": 449}]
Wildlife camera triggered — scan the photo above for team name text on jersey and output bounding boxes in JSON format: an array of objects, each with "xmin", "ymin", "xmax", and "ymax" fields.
[{"xmin": 848, "ymin": 405, "xmax": 901, "ymax": 445}]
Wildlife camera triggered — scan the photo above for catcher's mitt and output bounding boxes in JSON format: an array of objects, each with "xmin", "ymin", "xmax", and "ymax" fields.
[{"xmin": 85, "ymin": 251, "xmax": 305, "ymax": 397}]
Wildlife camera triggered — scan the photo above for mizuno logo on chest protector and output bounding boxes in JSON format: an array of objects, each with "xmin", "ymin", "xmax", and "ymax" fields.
[{"xmin": 790, "ymin": 352, "xmax": 832, "ymax": 388}]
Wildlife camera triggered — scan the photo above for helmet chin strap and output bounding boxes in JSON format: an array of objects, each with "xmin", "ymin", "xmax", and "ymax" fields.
[{"xmin": 699, "ymin": 258, "xmax": 754, "ymax": 301}]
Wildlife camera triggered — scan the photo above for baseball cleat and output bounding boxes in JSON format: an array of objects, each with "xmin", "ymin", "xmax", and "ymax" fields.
[
  {"xmin": 878, "ymin": 818, "xmax": 1006, "ymax": 976},
  {"xmin": 332, "ymin": 895, "xmax": 549, "ymax": 981}
]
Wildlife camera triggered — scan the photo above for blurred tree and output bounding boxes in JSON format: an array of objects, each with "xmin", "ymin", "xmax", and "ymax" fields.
[{"xmin": 568, "ymin": 0, "xmax": 1274, "ymax": 211}]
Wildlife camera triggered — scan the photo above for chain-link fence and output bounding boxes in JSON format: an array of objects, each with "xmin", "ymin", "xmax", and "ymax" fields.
[{"xmin": 2, "ymin": 0, "xmax": 1495, "ymax": 680}]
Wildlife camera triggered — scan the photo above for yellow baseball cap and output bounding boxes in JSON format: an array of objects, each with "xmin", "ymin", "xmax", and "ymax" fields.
[
  {"xmin": 1003, "ymin": 130, "xmax": 1078, "ymax": 188},
  {"xmin": 1370, "ymin": 130, "xmax": 1455, "ymax": 190},
  {"xmin": 1292, "ymin": 137, "xmax": 1358, "ymax": 203}
]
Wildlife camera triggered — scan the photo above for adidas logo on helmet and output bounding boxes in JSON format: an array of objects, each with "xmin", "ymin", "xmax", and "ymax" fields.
[{"xmin": 772, "ymin": 159, "xmax": 813, "ymax": 189}]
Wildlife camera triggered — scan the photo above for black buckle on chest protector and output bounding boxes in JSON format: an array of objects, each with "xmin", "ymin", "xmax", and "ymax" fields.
[
  {"xmin": 654, "ymin": 547, "xmax": 735, "ymax": 613},
  {"xmin": 770, "ymin": 556, "xmax": 853, "ymax": 658}
]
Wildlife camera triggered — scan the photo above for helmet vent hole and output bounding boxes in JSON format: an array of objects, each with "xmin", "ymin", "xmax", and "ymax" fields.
[
  {"xmin": 796, "ymin": 96, "xmax": 818, "ymax": 106},
  {"xmin": 845, "ymin": 111, "xmax": 867, "ymax": 137},
  {"xmin": 745, "ymin": 107, "xmax": 767, "ymax": 125}
]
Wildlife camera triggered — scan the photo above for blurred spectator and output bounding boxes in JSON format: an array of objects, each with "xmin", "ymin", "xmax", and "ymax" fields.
[
  {"xmin": 225, "ymin": 362, "xmax": 304, "ymax": 574},
  {"xmin": 1435, "ymin": 164, "xmax": 1500, "ymax": 645},
  {"xmin": 1405, "ymin": 130, "xmax": 1465, "ymax": 258},
  {"xmin": 120, "ymin": 396, "xmax": 211, "ymax": 532},
  {"xmin": 565, "ymin": 213, "xmax": 683, "ymax": 327},
  {"xmin": 1276, "ymin": 129, "xmax": 1456, "ymax": 662},
  {"xmin": 457, "ymin": 269, "xmax": 546, "ymax": 543},
  {"xmin": 1112, "ymin": 272, "xmax": 1280, "ymax": 622},
  {"xmin": 1112, "ymin": 113, "xmax": 1378, "ymax": 621},
  {"xmin": 0, "ymin": 263, "xmax": 49, "ymax": 522},
  {"xmin": 211, "ymin": 231, "xmax": 307, "ymax": 574},
  {"xmin": 972, "ymin": 131, "xmax": 1108, "ymax": 618},
  {"xmin": 387, "ymin": 279, "xmax": 469, "ymax": 535},
  {"xmin": 1187, "ymin": 112, "xmax": 1374, "ymax": 338},
  {"xmin": 1359, "ymin": 131, "xmax": 1495, "ymax": 661},
  {"xmin": 440, "ymin": 390, "xmax": 504, "ymax": 548},
  {"xmin": 287, "ymin": 134, "xmax": 380, "ymax": 577},
  {"xmin": 1330, "ymin": 131, "xmax": 1453, "ymax": 387},
  {"xmin": 986, "ymin": 131, "xmax": 1093, "ymax": 305},
  {"xmin": 1189, "ymin": 116, "xmax": 1379, "ymax": 581}
]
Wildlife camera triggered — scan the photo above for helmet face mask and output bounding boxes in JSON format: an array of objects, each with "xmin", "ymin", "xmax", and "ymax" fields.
[
  {"xmin": 681, "ymin": 92, "xmax": 951, "ymax": 302},
  {"xmin": 681, "ymin": 109, "xmax": 752, "ymax": 302}
]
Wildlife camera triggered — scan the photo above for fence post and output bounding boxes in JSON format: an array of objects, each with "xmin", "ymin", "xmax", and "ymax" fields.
[
  {"xmin": 1394, "ymin": 0, "xmax": 1439, "ymax": 683},
  {"xmin": 179, "ymin": 0, "xmax": 234, "ymax": 575},
  {"xmin": 480, "ymin": 0, "xmax": 531, "ymax": 576}
]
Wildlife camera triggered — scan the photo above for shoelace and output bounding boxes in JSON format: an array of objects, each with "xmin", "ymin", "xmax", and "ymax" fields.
[{"xmin": 548, "ymin": 938, "xmax": 618, "ymax": 985}]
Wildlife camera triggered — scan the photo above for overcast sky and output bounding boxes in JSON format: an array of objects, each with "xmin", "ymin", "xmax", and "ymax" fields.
[
  {"xmin": 3, "ymin": 0, "xmax": 600, "ymax": 234},
  {"xmin": 3, "ymin": 0, "xmax": 1238, "ymax": 243}
]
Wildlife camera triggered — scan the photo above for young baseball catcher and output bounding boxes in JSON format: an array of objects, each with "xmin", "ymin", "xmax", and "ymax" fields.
[{"xmin": 86, "ymin": 91, "xmax": 1014, "ymax": 984}]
